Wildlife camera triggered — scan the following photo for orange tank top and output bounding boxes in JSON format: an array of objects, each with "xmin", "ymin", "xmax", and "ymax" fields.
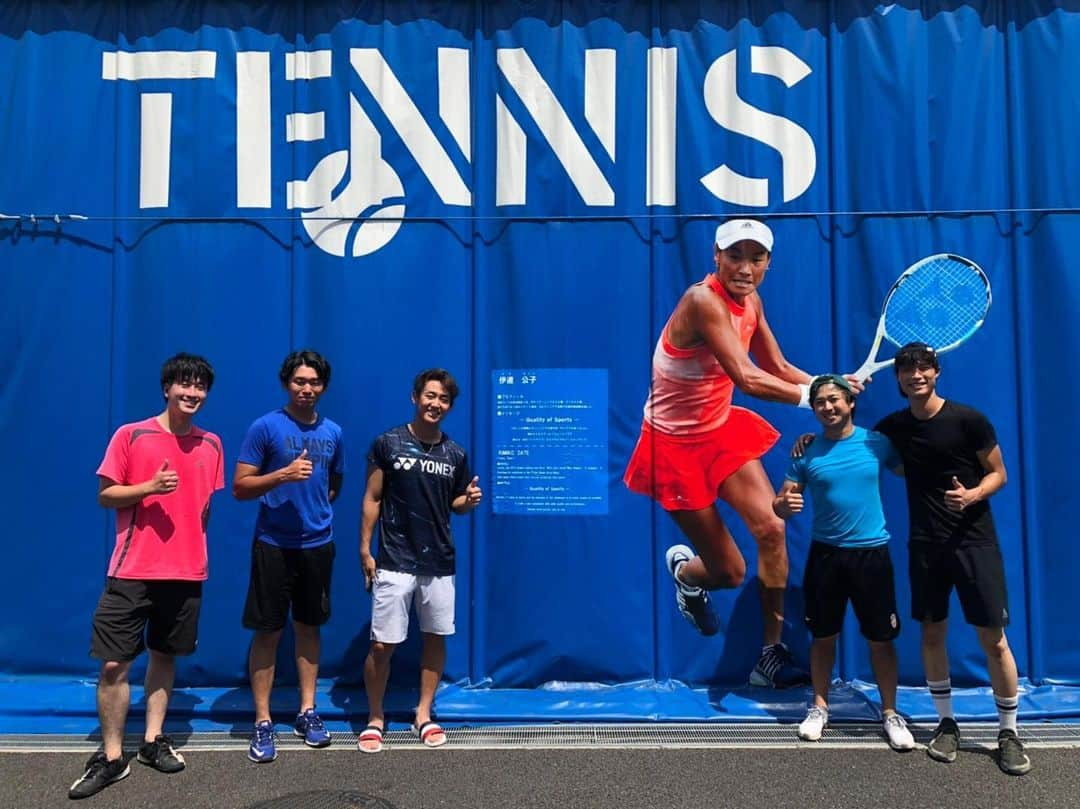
[{"xmin": 643, "ymin": 274, "xmax": 758, "ymax": 435}]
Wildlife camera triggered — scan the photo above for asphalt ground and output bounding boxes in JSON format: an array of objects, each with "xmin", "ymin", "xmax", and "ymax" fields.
[{"xmin": 5, "ymin": 735, "xmax": 1078, "ymax": 809}]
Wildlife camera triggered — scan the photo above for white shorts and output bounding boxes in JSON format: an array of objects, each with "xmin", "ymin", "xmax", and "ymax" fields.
[{"xmin": 370, "ymin": 569, "xmax": 455, "ymax": 644}]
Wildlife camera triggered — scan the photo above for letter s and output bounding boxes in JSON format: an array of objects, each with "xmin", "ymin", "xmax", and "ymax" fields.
[{"xmin": 700, "ymin": 47, "xmax": 816, "ymax": 206}]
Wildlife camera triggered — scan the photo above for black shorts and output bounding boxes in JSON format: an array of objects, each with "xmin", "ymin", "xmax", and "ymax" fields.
[
  {"xmin": 909, "ymin": 541, "xmax": 1009, "ymax": 628},
  {"xmin": 90, "ymin": 578, "xmax": 203, "ymax": 661},
  {"xmin": 803, "ymin": 542, "xmax": 900, "ymax": 642},
  {"xmin": 243, "ymin": 539, "xmax": 335, "ymax": 631}
]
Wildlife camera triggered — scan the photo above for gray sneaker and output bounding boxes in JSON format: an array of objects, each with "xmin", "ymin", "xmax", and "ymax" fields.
[
  {"xmin": 997, "ymin": 729, "xmax": 1031, "ymax": 776},
  {"xmin": 926, "ymin": 717, "xmax": 960, "ymax": 763}
]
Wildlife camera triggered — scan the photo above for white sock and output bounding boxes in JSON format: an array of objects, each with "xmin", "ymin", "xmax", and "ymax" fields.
[
  {"xmin": 669, "ymin": 557, "xmax": 686, "ymax": 583},
  {"xmin": 927, "ymin": 678, "xmax": 953, "ymax": 720},
  {"xmin": 673, "ymin": 557, "xmax": 699, "ymax": 591},
  {"xmin": 995, "ymin": 694, "xmax": 1018, "ymax": 733}
]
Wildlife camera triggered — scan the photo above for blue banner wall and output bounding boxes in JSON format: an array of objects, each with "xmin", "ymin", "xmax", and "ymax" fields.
[{"xmin": 2, "ymin": 2, "xmax": 1079, "ymax": 721}]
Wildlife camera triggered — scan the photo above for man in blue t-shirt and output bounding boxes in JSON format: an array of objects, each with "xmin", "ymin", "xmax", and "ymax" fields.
[
  {"xmin": 773, "ymin": 374, "xmax": 914, "ymax": 751},
  {"xmin": 357, "ymin": 368, "xmax": 482, "ymax": 753},
  {"xmin": 233, "ymin": 350, "xmax": 345, "ymax": 762}
]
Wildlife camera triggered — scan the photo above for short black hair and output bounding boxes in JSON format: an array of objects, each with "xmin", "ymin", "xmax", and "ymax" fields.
[
  {"xmin": 413, "ymin": 368, "xmax": 459, "ymax": 404},
  {"xmin": 894, "ymin": 342, "xmax": 940, "ymax": 398},
  {"xmin": 160, "ymin": 353, "xmax": 214, "ymax": 397},
  {"xmin": 894, "ymin": 342, "xmax": 940, "ymax": 372},
  {"xmin": 279, "ymin": 349, "xmax": 331, "ymax": 387}
]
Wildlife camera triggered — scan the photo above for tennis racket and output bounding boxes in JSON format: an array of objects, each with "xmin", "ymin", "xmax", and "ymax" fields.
[{"xmin": 852, "ymin": 253, "xmax": 991, "ymax": 382}]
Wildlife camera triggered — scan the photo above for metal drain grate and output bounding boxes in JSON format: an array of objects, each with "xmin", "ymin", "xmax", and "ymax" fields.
[{"xmin": 3, "ymin": 723, "xmax": 1079, "ymax": 752}]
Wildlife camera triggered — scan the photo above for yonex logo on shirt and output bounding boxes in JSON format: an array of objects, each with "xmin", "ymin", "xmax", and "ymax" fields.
[{"xmin": 393, "ymin": 456, "xmax": 455, "ymax": 477}]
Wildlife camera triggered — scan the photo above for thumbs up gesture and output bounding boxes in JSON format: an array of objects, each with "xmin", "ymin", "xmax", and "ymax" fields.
[
  {"xmin": 944, "ymin": 475, "xmax": 973, "ymax": 512},
  {"xmin": 284, "ymin": 448, "xmax": 314, "ymax": 482},
  {"xmin": 149, "ymin": 458, "xmax": 179, "ymax": 494},
  {"xmin": 778, "ymin": 482, "xmax": 804, "ymax": 517},
  {"xmin": 464, "ymin": 475, "xmax": 483, "ymax": 508}
]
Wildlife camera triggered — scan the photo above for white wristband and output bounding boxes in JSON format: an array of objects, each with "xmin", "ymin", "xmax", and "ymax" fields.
[{"xmin": 797, "ymin": 383, "xmax": 811, "ymax": 409}]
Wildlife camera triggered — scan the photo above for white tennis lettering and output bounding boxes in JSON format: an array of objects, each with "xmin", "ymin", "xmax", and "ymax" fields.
[{"xmin": 104, "ymin": 43, "xmax": 817, "ymax": 256}]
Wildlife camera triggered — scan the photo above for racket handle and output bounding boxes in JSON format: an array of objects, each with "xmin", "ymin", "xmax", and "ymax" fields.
[{"xmin": 853, "ymin": 358, "xmax": 892, "ymax": 383}]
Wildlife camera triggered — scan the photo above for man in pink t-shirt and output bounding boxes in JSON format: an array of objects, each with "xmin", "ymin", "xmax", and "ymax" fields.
[{"xmin": 69, "ymin": 354, "xmax": 224, "ymax": 801}]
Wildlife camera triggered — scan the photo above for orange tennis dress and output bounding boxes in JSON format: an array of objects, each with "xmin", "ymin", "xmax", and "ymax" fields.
[{"xmin": 623, "ymin": 274, "xmax": 780, "ymax": 511}]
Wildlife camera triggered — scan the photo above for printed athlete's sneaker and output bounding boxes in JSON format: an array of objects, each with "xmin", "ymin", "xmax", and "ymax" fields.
[
  {"xmin": 664, "ymin": 545, "xmax": 720, "ymax": 636},
  {"xmin": 797, "ymin": 705, "xmax": 828, "ymax": 741},
  {"xmin": 997, "ymin": 729, "xmax": 1032, "ymax": 776},
  {"xmin": 749, "ymin": 643, "xmax": 810, "ymax": 688},
  {"xmin": 926, "ymin": 717, "xmax": 960, "ymax": 763},
  {"xmin": 69, "ymin": 752, "xmax": 130, "ymax": 799},
  {"xmin": 137, "ymin": 734, "xmax": 185, "ymax": 773},
  {"xmin": 294, "ymin": 707, "xmax": 332, "ymax": 748},
  {"xmin": 248, "ymin": 720, "xmax": 278, "ymax": 763},
  {"xmin": 883, "ymin": 714, "xmax": 915, "ymax": 751}
]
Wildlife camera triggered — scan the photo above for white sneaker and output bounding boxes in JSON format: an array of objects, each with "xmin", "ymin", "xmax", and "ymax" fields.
[
  {"xmin": 883, "ymin": 713, "xmax": 915, "ymax": 751},
  {"xmin": 798, "ymin": 705, "xmax": 828, "ymax": 741}
]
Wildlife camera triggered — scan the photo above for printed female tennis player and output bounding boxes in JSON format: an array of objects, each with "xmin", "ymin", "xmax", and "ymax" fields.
[{"xmin": 624, "ymin": 219, "xmax": 863, "ymax": 687}]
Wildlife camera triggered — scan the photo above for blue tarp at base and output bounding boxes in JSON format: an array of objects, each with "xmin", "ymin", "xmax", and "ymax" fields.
[
  {"xmin": 3, "ymin": 679, "xmax": 1078, "ymax": 736},
  {"xmin": 3, "ymin": 1, "xmax": 1080, "ymax": 723}
]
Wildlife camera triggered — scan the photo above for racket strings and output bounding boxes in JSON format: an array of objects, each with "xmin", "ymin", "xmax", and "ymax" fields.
[{"xmin": 883, "ymin": 258, "xmax": 989, "ymax": 349}]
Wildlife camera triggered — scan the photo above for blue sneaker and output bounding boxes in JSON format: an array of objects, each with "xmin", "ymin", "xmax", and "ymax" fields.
[
  {"xmin": 665, "ymin": 545, "xmax": 720, "ymax": 636},
  {"xmin": 248, "ymin": 720, "xmax": 277, "ymax": 763},
  {"xmin": 749, "ymin": 642, "xmax": 811, "ymax": 688},
  {"xmin": 294, "ymin": 707, "xmax": 332, "ymax": 748}
]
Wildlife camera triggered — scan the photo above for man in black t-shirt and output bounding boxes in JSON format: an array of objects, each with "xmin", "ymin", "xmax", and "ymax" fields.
[
  {"xmin": 357, "ymin": 369, "xmax": 482, "ymax": 753},
  {"xmin": 875, "ymin": 343, "xmax": 1030, "ymax": 776}
]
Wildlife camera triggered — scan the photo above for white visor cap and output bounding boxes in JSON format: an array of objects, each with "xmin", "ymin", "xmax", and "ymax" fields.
[{"xmin": 714, "ymin": 219, "xmax": 774, "ymax": 252}]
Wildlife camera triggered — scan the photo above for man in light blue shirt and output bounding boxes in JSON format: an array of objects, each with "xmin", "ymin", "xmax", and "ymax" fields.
[{"xmin": 773, "ymin": 374, "xmax": 913, "ymax": 751}]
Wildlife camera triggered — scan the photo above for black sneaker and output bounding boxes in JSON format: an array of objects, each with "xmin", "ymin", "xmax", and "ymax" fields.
[
  {"xmin": 69, "ymin": 752, "xmax": 130, "ymax": 799},
  {"xmin": 664, "ymin": 545, "xmax": 720, "ymax": 636},
  {"xmin": 749, "ymin": 643, "xmax": 810, "ymax": 688},
  {"xmin": 997, "ymin": 729, "xmax": 1032, "ymax": 775},
  {"xmin": 926, "ymin": 717, "xmax": 960, "ymax": 763},
  {"xmin": 137, "ymin": 734, "xmax": 186, "ymax": 773}
]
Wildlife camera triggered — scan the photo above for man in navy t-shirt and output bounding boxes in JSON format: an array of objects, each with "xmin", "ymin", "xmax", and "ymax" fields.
[
  {"xmin": 357, "ymin": 368, "xmax": 481, "ymax": 753},
  {"xmin": 233, "ymin": 350, "xmax": 345, "ymax": 762},
  {"xmin": 774, "ymin": 375, "xmax": 914, "ymax": 751}
]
